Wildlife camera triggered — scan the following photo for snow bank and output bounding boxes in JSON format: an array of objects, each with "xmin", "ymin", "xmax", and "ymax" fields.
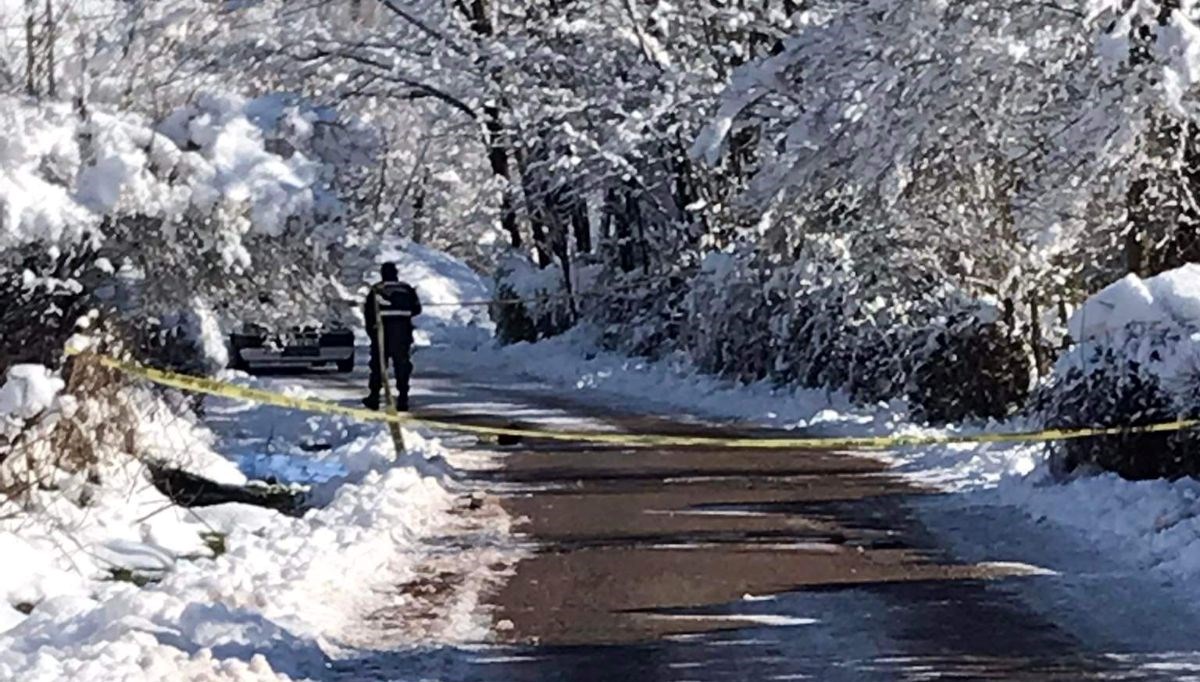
[
  {"xmin": 0, "ymin": 377, "xmax": 244, "ymax": 621},
  {"xmin": 0, "ymin": 406, "xmax": 467, "ymax": 680},
  {"xmin": 161, "ymin": 430, "xmax": 460, "ymax": 650},
  {"xmin": 360, "ymin": 238, "xmax": 494, "ymax": 348},
  {"xmin": 0, "ymin": 332, "xmax": 496, "ymax": 679},
  {"xmin": 463, "ymin": 325, "xmax": 893, "ymax": 435}
]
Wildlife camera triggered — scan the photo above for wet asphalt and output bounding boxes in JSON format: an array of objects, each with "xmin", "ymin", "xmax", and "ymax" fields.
[{"xmin": 292, "ymin": 354, "xmax": 1200, "ymax": 681}]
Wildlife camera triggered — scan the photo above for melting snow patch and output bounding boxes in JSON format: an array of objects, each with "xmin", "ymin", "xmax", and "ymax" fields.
[
  {"xmin": 741, "ymin": 594, "xmax": 779, "ymax": 602},
  {"xmin": 472, "ymin": 654, "xmax": 544, "ymax": 664},
  {"xmin": 643, "ymin": 509, "xmax": 772, "ymax": 517},
  {"xmin": 641, "ymin": 613, "xmax": 816, "ymax": 627},
  {"xmin": 706, "ymin": 638, "xmax": 776, "ymax": 646},
  {"xmin": 976, "ymin": 561, "xmax": 1059, "ymax": 577}
]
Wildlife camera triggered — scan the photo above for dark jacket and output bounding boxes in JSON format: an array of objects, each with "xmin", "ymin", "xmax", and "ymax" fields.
[{"xmin": 365, "ymin": 282, "xmax": 422, "ymax": 348}]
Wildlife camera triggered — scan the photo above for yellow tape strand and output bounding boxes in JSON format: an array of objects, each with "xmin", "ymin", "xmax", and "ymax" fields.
[{"xmin": 74, "ymin": 351, "xmax": 1200, "ymax": 450}]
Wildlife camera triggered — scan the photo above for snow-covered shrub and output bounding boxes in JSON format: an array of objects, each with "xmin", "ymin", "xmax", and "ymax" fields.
[
  {"xmin": 0, "ymin": 357, "xmax": 118, "ymax": 501},
  {"xmin": 907, "ymin": 315, "xmax": 1032, "ymax": 423},
  {"xmin": 1, "ymin": 93, "xmax": 376, "ymax": 343},
  {"xmin": 0, "ymin": 249, "xmax": 97, "ymax": 376},
  {"xmin": 491, "ymin": 285, "xmax": 539, "ymax": 345},
  {"xmin": 526, "ymin": 236, "xmax": 1038, "ymax": 423},
  {"xmin": 1034, "ymin": 353, "xmax": 1200, "ymax": 480},
  {"xmin": 492, "ymin": 254, "xmax": 575, "ymax": 344},
  {"xmin": 586, "ymin": 272, "xmax": 692, "ymax": 360},
  {"xmin": 1035, "ymin": 266, "xmax": 1200, "ymax": 480}
]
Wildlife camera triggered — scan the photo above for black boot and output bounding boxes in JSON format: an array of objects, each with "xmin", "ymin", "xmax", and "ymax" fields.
[{"xmin": 362, "ymin": 395, "xmax": 380, "ymax": 410}]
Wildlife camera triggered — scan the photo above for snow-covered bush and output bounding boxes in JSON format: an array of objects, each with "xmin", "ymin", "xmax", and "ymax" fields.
[
  {"xmin": 0, "ymin": 91, "xmax": 380, "ymax": 376},
  {"xmin": 0, "ymin": 247, "xmax": 99, "ymax": 374},
  {"xmin": 542, "ymin": 234, "xmax": 1038, "ymax": 423},
  {"xmin": 0, "ymin": 359, "xmax": 118, "ymax": 499},
  {"xmin": 0, "ymin": 346, "xmax": 235, "ymax": 503},
  {"xmin": 492, "ymin": 254, "xmax": 577, "ymax": 344},
  {"xmin": 1035, "ymin": 354, "xmax": 1200, "ymax": 480},
  {"xmin": 908, "ymin": 316, "xmax": 1033, "ymax": 423},
  {"xmin": 1035, "ymin": 266, "xmax": 1200, "ymax": 480}
]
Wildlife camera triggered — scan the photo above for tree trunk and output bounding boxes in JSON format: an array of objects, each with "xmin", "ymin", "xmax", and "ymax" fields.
[
  {"xmin": 44, "ymin": 0, "xmax": 55, "ymax": 98},
  {"xmin": 513, "ymin": 144, "xmax": 553, "ymax": 266},
  {"xmin": 485, "ymin": 102, "xmax": 522, "ymax": 249},
  {"xmin": 611, "ymin": 188, "xmax": 636, "ymax": 273},
  {"xmin": 627, "ymin": 183, "xmax": 651, "ymax": 272},
  {"xmin": 549, "ymin": 213, "xmax": 577, "ymax": 318},
  {"xmin": 462, "ymin": 0, "xmax": 523, "ymax": 250},
  {"xmin": 1029, "ymin": 296, "xmax": 1044, "ymax": 379},
  {"xmin": 74, "ymin": 30, "xmax": 88, "ymax": 117},
  {"xmin": 1125, "ymin": 203, "xmax": 1145, "ymax": 276},
  {"xmin": 411, "ymin": 176, "xmax": 428, "ymax": 244},
  {"xmin": 24, "ymin": 0, "xmax": 37, "ymax": 97},
  {"xmin": 571, "ymin": 196, "xmax": 591, "ymax": 254}
]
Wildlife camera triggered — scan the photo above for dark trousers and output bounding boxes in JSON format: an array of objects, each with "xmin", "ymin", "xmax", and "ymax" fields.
[{"xmin": 368, "ymin": 341, "xmax": 413, "ymax": 409}]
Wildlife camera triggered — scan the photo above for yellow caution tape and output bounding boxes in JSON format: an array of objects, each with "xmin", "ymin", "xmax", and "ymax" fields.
[{"xmin": 69, "ymin": 351, "xmax": 1200, "ymax": 450}]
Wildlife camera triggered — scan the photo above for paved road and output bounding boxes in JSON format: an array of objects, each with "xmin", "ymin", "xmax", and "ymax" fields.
[
  {"xmin": 469, "ymin": 422, "xmax": 1129, "ymax": 680},
  {"xmin": 250, "ymin": 349, "xmax": 1200, "ymax": 681}
]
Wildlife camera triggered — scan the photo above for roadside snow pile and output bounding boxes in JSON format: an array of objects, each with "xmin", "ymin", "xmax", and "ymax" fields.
[
  {"xmin": 472, "ymin": 325, "xmax": 893, "ymax": 435},
  {"xmin": 0, "ymin": 391, "xmax": 472, "ymax": 677},
  {"xmin": 995, "ymin": 467, "xmax": 1200, "ymax": 569},
  {"xmin": 354, "ymin": 238, "xmax": 494, "ymax": 348},
  {"xmin": 0, "ymin": 358, "xmax": 477, "ymax": 680},
  {"xmin": 0, "ymin": 363, "xmax": 243, "ymax": 620},
  {"xmin": 148, "ymin": 430, "xmax": 461, "ymax": 663}
]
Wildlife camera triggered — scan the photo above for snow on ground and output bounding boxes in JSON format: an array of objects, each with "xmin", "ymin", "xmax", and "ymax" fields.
[
  {"xmin": 433, "ymin": 266, "xmax": 1200, "ymax": 617},
  {"xmin": 437, "ymin": 325, "xmax": 899, "ymax": 435},
  {"xmin": 0, "ymin": 244, "xmax": 515, "ymax": 681},
  {"xmin": 0, "ymin": 376, "xmax": 495, "ymax": 680},
  {"xmin": 8, "ymin": 235, "xmax": 1200, "ymax": 679},
  {"xmin": 351, "ymin": 238, "xmax": 494, "ymax": 350}
]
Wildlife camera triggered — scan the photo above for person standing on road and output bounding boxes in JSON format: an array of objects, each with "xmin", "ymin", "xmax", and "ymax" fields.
[{"xmin": 363, "ymin": 262, "xmax": 422, "ymax": 411}]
